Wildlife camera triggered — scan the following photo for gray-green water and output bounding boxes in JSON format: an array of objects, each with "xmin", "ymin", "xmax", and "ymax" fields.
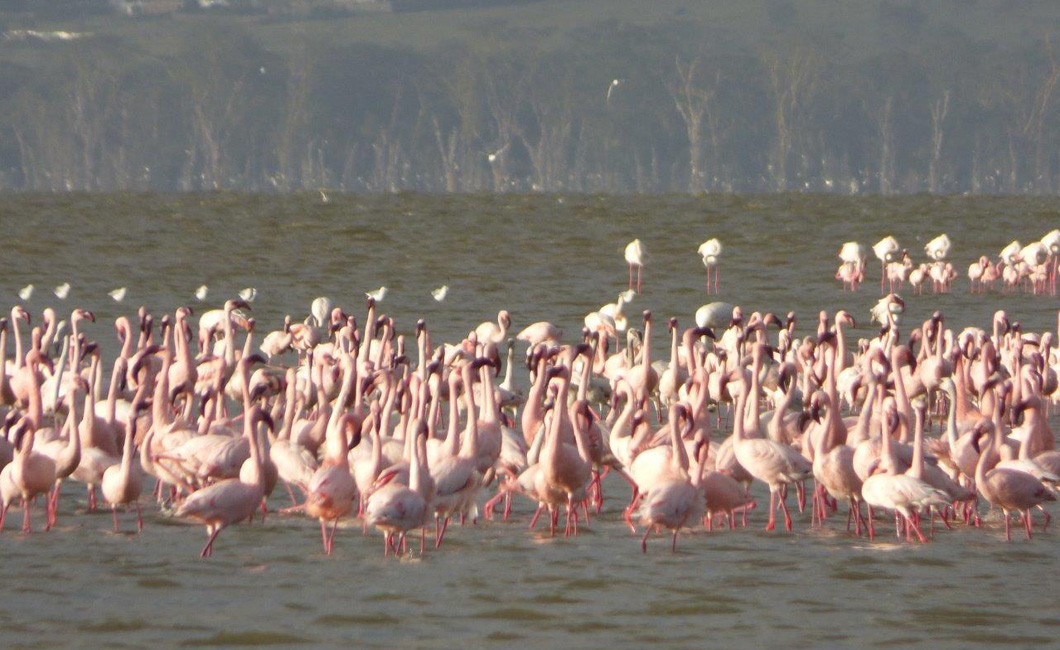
[{"xmin": 1, "ymin": 193, "xmax": 1059, "ymax": 649}]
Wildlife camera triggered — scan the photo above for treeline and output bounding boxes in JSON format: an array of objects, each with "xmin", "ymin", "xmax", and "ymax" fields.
[{"xmin": 3, "ymin": 16, "xmax": 1060, "ymax": 194}]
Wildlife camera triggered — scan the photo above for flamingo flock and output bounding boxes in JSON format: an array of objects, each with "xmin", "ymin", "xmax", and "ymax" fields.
[
  {"xmin": 0, "ymin": 272, "xmax": 1056, "ymax": 558},
  {"xmin": 842, "ymin": 230, "xmax": 1060, "ymax": 295}
]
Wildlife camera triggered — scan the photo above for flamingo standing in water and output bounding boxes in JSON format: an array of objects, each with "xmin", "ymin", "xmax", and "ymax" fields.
[
  {"xmin": 175, "ymin": 406, "xmax": 272, "ymax": 557},
  {"xmin": 638, "ymin": 404, "xmax": 704, "ymax": 552},
  {"xmin": 730, "ymin": 344, "xmax": 812, "ymax": 532},
  {"xmin": 101, "ymin": 392, "xmax": 147, "ymax": 533},
  {"xmin": 625, "ymin": 239, "xmax": 645, "ymax": 293},
  {"xmin": 365, "ymin": 423, "xmax": 432, "ymax": 556},
  {"xmin": 698, "ymin": 238, "xmax": 722, "ymax": 294},
  {"xmin": 974, "ymin": 430, "xmax": 1056, "ymax": 541},
  {"xmin": 872, "ymin": 236, "xmax": 900, "ymax": 294}
]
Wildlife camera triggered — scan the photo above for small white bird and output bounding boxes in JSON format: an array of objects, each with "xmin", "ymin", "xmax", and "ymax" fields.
[
  {"xmin": 924, "ymin": 234, "xmax": 951, "ymax": 261},
  {"xmin": 239, "ymin": 287, "xmax": 257, "ymax": 303},
  {"xmin": 108, "ymin": 287, "xmax": 127, "ymax": 302},
  {"xmin": 618, "ymin": 289, "xmax": 637, "ymax": 302},
  {"xmin": 17, "ymin": 284, "xmax": 33, "ymax": 301},
  {"xmin": 53, "ymin": 283, "xmax": 70, "ymax": 300},
  {"xmin": 366, "ymin": 287, "xmax": 388, "ymax": 302},
  {"xmin": 195, "ymin": 285, "xmax": 209, "ymax": 301},
  {"xmin": 606, "ymin": 78, "xmax": 622, "ymax": 105},
  {"xmin": 432, "ymin": 285, "xmax": 449, "ymax": 302}
]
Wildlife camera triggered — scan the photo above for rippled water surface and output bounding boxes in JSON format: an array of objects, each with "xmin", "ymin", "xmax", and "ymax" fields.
[{"xmin": 2, "ymin": 193, "xmax": 1059, "ymax": 649}]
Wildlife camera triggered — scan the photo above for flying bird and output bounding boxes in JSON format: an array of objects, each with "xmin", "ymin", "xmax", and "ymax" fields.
[
  {"xmin": 195, "ymin": 285, "xmax": 209, "ymax": 301},
  {"xmin": 17, "ymin": 284, "xmax": 33, "ymax": 301},
  {"xmin": 108, "ymin": 287, "xmax": 127, "ymax": 302},
  {"xmin": 239, "ymin": 287, "xmax": 257, "ymax": 303},
  {"xmin": 54, "ymin": 283, "xmax": 70, "ymax": 300},
  {"xmin": 366, "ymin": 287, "xmax": 388, "ymax": 302},
  {"xmin": 606, "ymin": 78, "xmax": 623, "ymax": 106},
  {"xmin": 432, "ymin": 285, "xmax": 449, "ymax": 302}
]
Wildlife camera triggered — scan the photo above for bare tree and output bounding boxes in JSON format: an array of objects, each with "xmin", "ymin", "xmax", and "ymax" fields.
[
  {"xmin": 668, "ymin": 55, "xmax": 722, "ymax": 192},
  {"xmin": 763, "ymin": 45, "xmax": 820, "ymax": 191},
  {"xmin": 928, "ymin": 89, "xmax": 950, "ymax": 194}
]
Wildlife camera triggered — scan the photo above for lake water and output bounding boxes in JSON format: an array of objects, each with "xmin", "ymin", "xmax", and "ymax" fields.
[{"xmin": 1, "ymin": 192, "xmax": 1058, "ymax": 649}]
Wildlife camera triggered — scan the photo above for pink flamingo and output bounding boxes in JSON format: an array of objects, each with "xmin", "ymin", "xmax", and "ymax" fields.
[
  {"xmin": 639, "ymin": 404, "xmax": 703, "ymax": 552},
  {"xmin": 731, "ymin": 344, "xmax": 812, "ymax": 532},
  {"xmin": 175, "ymin": 406, "xmax": 272, "ymax": 557},
  {"xmin": 974, "ymin": 429, "xmax": 1056, "ymax": 540},
  {"xmin": 366, "ymin": 423, "xmax": 432, "ymax": 556}
]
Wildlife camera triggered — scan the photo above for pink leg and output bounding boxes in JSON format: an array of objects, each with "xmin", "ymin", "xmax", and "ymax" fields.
[
  {"xmin": 201, "ymin": 526, "xmax": 222, "ymax": 558},
  {"xmin": 320, "ymin": 520, "xmax": 331, "ymax": 555},
  {"xmin": 671, "ymin": 528, "xmax": 679, "ymax": 553},
  {"xmin": 778, "ymin": 493, "xmax": 793, "ymax": 532},
  {"xmin": 529, "ymin": 504, "xmax": 544, "ymax": 530},
  {"xmin": 640, "ymin": 526, "xmax": 651, "ymax": 553},
  {"xmin": 136, "ymin": 502, "xmax": 143, "ymax": 533},
  {"xmin": 22, "ymin": 499, "xmax": 31, "ymax": 533},
  {"xmin": 112, "ymin": 507, "xmax": 120, "ymax": 533},
  {"xmin": 766, "ymin": 489, "xmax": 777, "ymax": 531}
]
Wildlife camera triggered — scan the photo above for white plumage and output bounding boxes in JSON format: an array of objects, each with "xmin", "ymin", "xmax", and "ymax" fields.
[{"xmin": 924, "ymin": 234, "xmax": 951, "ymax": 261}]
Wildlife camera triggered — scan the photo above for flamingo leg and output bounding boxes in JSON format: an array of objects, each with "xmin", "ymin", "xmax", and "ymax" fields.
[
  {"xmin": 201, "ymin": 525, "xmax": 222, "ymax": 558},
  {"xmin": 112, "ymin": 506, "xmax": 120, "ymax": 533},
  {"xmin": 136, "ymin": 502, "xmax": 143, "ymax": 533},
  {"xmin": 529, "ymin": 504, "xmax": 544, "ymax": 530},
  {"xmin": 640, "ymin": 526, "xmax": 651, "ymax": 553},
  {"xmin": 766, "ymin": 489, "xmax": 777, "ymax": 531},
  {"xmin": 671, "ymin": 528, "xmax": 679, "ymax": 553},
  {"xmin": 22, "ymin": 498, "xmax": 31, "ymax": 533},
  {"xmin": 778, "ymin": 492, "xmax": 793, "ymax": 532},
  {"xmin": 320, "ymin": 520, "xmax": 331, "ymax": 555}
]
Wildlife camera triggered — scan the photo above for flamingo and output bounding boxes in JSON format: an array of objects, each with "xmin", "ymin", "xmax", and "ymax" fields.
[
  {"xmin": 974, "ymin": 430, "xmax": 1056, "ymax": 541},
  {"xmin": 872, "ymin": 236, "xmax": 900, "ymax": 293},
  {"xmin": 175, "ymin": 406, "xmax": 273, "ymax": 557},
  {"xmin": 698, "ymin": 238, "xmax": 722, "ymax": 293},
  {"xmin": 924, "ymin": 234, "xmax": 951, "ymax": 261},
  {"xmin": 625, "ymin": 238, "xmax": 645, "ymax": 293}
]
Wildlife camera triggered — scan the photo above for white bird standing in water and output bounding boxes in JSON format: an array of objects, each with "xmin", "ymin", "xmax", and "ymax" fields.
[
  {"xmin": 18, "ymin": 284, "xmax": 33, "ymax": 301},
  {"xmin": 698, "ymin": 238, "xmax": 723, "ymax": 294},
  {"xmin": 432, "ymin": 285, "xmax": 449, "ymax": 302},
  {"xmin": 195, "ymin": 285, "xmax": 209, "ymax": 301},
  {"xmin": 924, "ymin": 234, "xmax": 951, "ymax": 261},
  {"xmin": 366, "ymin": 287, "xmax": 388, "ymax": 302},
  {"xmin": 108, "ymin": 287, "xmax": 127, "ymax": 302},
  {"xmin": 872, "ymin": 236, "xmax": 901, "ymax": 294},
  {"xmin": 624, "ymin": 239, "xmax": 645, "ymax": 293},
  {"xmin": 53, "ymin": 283, "xmax": 70, "ymax": 300},
  {"xmin": 239, "ymin": 287, "xmax": 257, "ymax": 303}
]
